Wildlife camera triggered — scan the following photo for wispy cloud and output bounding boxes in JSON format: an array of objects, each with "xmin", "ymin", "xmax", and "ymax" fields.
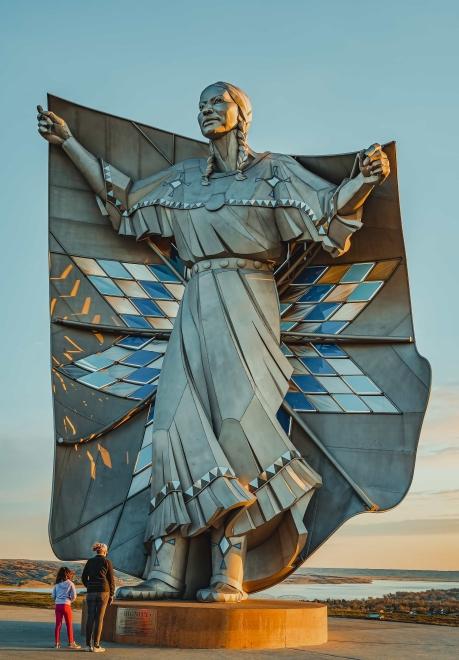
[
  {"xmin": 420, "ymin": 445, "xmax": 459, "ymax": 457},
  {"xmin": 410, "ymin": 488, "xmax": 459, "ymax": 498},
  {"xmin": 341, "ymin": 518, "xmax": 459, "ymax": 536}
]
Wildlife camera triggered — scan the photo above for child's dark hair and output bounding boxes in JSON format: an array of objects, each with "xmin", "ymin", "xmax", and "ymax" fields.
[{"xmin": 55, "ymin": 567, "xmax": 75, "ymax": 584}]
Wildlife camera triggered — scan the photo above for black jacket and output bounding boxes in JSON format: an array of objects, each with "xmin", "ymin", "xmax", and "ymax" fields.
[{"xmin": 81, "ymin": 556, "xmax": 115, "ymax": 597}]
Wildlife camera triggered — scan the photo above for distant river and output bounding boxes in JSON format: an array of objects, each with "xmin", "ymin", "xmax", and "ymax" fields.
[
  {"xmin": 1, "ymin": 580, "xmax": 459, "ymax": 601},
  {"xmin": 259, "ymin": 579, "xmax": 459, "ymax": 601}
]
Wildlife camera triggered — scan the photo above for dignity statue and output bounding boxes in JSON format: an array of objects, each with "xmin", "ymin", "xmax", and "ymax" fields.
[{"xmin": 38, "ymin": 83, "xmax": 430, "ymax": 602}]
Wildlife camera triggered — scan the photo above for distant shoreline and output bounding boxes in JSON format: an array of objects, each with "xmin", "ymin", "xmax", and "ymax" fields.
[
  {"xmin": 1, "ymin": 560, "xmax": 458, "ymax": 589},
  {"xmin": 286, "ymin": 575, "xmax": 458, "ymax": 584},
  {"xmin": 1, "ymin": 575, "xmax": 458, "ymax": 589}
]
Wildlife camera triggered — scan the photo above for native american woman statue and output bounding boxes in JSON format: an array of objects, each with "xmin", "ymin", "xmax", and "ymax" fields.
[{"xmin": 38, "ymin": 83, "xmax": 429, "ymax": 602}]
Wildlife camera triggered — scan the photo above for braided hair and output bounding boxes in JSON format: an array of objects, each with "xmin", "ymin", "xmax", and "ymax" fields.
[{"xmin": 201, "ymin": 82, "xmax": 252, "ymax": 185}]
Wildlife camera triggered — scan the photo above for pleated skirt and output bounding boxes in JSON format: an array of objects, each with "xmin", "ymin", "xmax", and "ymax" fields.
[{"xmin": 144, "ymin": 261, "xmax": 321, "ymax": 543}]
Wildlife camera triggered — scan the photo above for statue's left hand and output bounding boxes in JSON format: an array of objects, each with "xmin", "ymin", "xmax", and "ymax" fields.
[{"xmin": 358, "ymin": 144, "xmax": 390, "ymax": 184}]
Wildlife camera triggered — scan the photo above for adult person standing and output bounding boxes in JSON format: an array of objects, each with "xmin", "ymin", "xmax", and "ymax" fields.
[{"xmin": 81, "ymin": 542, "xmax": 115, "ymax": 653}]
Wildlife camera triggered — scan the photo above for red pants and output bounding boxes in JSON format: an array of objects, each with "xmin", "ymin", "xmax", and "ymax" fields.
[{"xmin": 54, "ymin": 604, "xmax": 74, "ymax": 644}]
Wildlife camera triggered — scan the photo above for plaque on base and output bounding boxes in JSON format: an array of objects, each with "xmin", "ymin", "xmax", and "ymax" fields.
[{"xmin": 87, "ymin": 599, "xmax": 327, "ymax": 649}]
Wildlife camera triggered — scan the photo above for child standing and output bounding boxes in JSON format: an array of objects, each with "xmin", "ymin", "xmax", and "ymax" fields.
[{"xmin": 52, "ymin": 567, "xmax": 81, "ymax": 649}]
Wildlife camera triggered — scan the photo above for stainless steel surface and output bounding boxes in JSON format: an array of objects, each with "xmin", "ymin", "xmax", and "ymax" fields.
[{"xmin": 40, "ymin": 88, "xmax": 430, "ymax": 601}]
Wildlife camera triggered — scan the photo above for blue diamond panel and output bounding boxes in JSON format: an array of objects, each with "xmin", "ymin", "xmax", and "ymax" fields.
[
  {"xmin": 72, "ymin": 256, "xmax": 185, "ymax": 330},
  {"xmin": 281, "ymin": 340, "xmax": 399, "ymax": 415},
  {"xmin": 280, "ymin": 259, "xmax": 398, "ymax": 335},
  {"xmin": 59, "ymin": 336, "xmax": 168, "ymax": 401},
  {"xmin": 292, "ymin": 266, "xmax": 327, "ymax": 285},
  {"xmin": 298, "ymin": 285, "xmax": 334, "ymax": 303}
]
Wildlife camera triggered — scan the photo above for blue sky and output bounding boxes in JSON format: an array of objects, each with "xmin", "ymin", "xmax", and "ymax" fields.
[{"xmin": 0, "ymin": 0, "xmax": 458, "ymax": 568}]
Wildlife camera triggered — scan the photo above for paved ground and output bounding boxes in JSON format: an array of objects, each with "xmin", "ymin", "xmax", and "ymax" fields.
[{"xmin": 0, "ymin": 605, "xmax": 458, "ymax": 659}]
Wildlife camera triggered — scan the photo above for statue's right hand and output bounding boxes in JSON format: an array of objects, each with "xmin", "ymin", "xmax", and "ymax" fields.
[{"xmin": 37, "ymin": 105, "xmax": 72, "ymax": 145}]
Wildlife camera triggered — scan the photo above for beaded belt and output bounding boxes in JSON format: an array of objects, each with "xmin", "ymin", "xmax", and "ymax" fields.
[{"xmin": 190, "ymin": 257, "xmax": 274, "ymax": 275}]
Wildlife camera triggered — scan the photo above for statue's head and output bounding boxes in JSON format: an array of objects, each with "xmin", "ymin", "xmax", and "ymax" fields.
[
  {"xmin": 198, "ymin": 82, "xmax": 252, "ymax": 184},
  {"xmin": 198, "ymin": 82, "xmax": 252, "ymax": 140}
]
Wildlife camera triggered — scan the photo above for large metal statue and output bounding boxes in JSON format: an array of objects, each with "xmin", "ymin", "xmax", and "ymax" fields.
[{"xmin": 38, "ymin": 83, "xmax": 430, "ymax": 602}]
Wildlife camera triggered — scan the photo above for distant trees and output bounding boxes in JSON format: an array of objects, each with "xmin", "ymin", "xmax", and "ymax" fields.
[{"xmin": 320, "ymin": 588, "xmax": 459, "ymax": 625}]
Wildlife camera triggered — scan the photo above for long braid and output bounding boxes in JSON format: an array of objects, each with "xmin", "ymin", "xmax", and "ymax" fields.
[
  {"xmin": 235, "ymin": 112, "xmax": 250, "ymax": 180},
  {"xmin": 201, "ymin": 140, "xmax": 216, "ymax": 186}
]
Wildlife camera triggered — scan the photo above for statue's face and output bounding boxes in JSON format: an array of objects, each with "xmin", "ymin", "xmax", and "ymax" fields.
[{"xmin": 198, "ymin": 85, "xmax": 239, "ymax": 139}]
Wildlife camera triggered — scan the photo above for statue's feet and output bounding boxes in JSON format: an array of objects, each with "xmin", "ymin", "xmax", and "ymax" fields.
[
  {"xmin": 116, "ymin": 578, "xmax": 182, "ymax": 601},
  {"xmin": 196, "ymin": 582, "xmax": 248, "ymax": 603}
]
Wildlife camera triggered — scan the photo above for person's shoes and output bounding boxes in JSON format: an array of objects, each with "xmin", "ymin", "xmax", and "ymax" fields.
[
  {"xmin": 68, "ymin": 642, "xmax": 81, "ymax": 649},
  {"xmin": 53, "ymin": 643, "xmax": 60, "ymax": 649},
  {"xmin": 93, "ymin": 646, "xmax": 106, "ymax": 653},
  {"xmin": 85, "ymin": 646, "xmax": 93, "ymax": 652}
]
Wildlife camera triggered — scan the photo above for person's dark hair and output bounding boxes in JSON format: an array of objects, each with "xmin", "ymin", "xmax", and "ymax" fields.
[{"xmin": 55, "ymin": 567, "xmax": 75, "ymax": 584}]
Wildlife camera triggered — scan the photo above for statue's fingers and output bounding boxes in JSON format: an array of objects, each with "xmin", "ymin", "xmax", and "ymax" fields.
[
  {"xmin": 37, "ymin": 105, "xmax": 50, "ymax": 119},
  {"xmin": 43, "ymin": 110, "xmax": 61, "ymax": 123},
  {"xmin": 365, "ymin": 143, "xmax": 382, "ymax": 157},
  {"xmin": 367, "ymin": 152, "xmax": 383, "ymax": 164},
  {"xmin": 38, "ymin": 126, "xmax": 49, "ymax": 134}
]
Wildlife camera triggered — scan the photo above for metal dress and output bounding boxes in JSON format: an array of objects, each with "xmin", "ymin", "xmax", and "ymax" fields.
[{"xmin": 97, "ymin": 151, "xmax": 361, "ymax": 588}]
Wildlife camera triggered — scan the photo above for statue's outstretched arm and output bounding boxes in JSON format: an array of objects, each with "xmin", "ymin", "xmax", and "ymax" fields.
[
  {"xmin": 37, "ymin": 105, "xmax": 171, "ymax": 226},
  {"xmin": 317, "ymin": 143, "xmax": 390, "ymax": 257},
  {"xmin": 336, "ymin": 144, "xmax": 390, "ymax": 215},
  {"xmin": 62, "ymin": 137, "xmax": 107, "ymax": 198},
  {"xmin": 37, "ymin": 105, "xmax": 107, "ymax": 198}
]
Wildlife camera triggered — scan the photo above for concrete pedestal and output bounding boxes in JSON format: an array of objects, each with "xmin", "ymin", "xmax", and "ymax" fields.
[{"xmin": 84, "ymin": 599, "xmax": 327, "ymax": 649}]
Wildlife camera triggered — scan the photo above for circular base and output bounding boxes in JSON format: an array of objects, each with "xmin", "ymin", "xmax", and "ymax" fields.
[{"xmin": 96, "ymin": 599, "xmax": 327, "ymax": 649}]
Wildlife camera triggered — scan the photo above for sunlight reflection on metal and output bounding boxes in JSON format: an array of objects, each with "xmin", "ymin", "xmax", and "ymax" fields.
[
  {"xmin": 86, "ymin": 450, "xmax": 96, "ymax": 480},
  {"xmin": 98, "ymin": 444, "xmax": 112, "ymax": 469},
  {"xmin": 74, "ymin": 296, "xmax": 91, "ymax": 315},
  {"xmin": 61, "ymin": 279, "xmax": 80, "ymax": 298},
  {"xmin": 53, "ymin": 369, "xmax": 67, "ymax": 392},
  {"xmin": 62, "ymin": 335, "xmax": 84, "ymax": 362},
  {"xmin": 50, "ymin": 264, "xmax": 73, "ymax": 280},
  {"xmin": 63, "ymin": 415, "xmax": 76, "ymax": 436}
]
